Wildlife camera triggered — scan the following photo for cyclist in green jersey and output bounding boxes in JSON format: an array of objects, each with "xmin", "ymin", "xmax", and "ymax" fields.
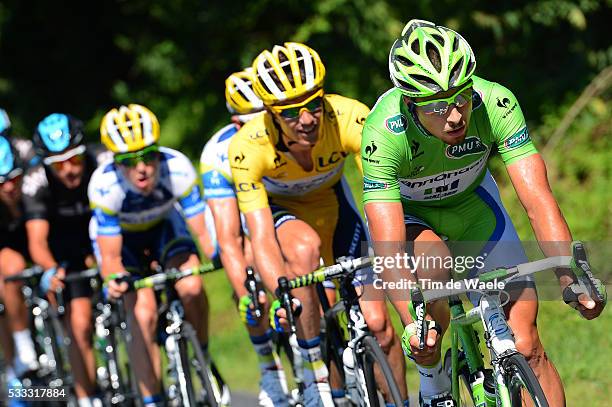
[{"xmin": 362, "ymin": 19, "xmax": 605, "ymax": 407}]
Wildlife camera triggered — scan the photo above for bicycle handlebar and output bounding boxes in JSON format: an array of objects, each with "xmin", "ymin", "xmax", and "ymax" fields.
[
  {"xmin": 62, "ymin": 268, "xmax": 100, "ymax": 283},
  {"xmin": 287, "ymin": 256, "xmax": 372, "ymax": 290},
  {"xmin": 4, "ymin": 266, "xmax": 44, "ymax": 283},
  {"xmin": 105, "ymin": 261, "xmax": 221, "ymax": 292}
]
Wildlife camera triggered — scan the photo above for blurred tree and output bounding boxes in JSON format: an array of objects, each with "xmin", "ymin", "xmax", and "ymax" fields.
[{"xmin": 0, "ymin": 0, "xmax": 609, "ymax": 156}]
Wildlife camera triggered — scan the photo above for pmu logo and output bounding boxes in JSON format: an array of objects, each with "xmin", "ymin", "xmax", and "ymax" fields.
[
  {"xmin": 384, "ymin": 113, "xmax": 407, "ymax": 134},
  {"xmin": 445, "ymin": 137, "xmax": 487, "ymax": 159},
  {"xmin": 317, "ymin": 151, "xmax": 347, "ymax": 169},
  {"xmin": 504, "ymin": 127, "xmax": 530, "ymax": 150}
]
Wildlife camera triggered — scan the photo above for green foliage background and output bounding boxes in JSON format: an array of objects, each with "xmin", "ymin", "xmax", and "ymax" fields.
[{"xmin": 0, "ymin": 0, "xmax": 610, "ymax": 404}]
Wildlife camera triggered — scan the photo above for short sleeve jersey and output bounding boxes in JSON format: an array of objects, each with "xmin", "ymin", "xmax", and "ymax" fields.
[
  {"xmin": 88, "ymin": 147, "xmax": 205, "ymax": 235},
  {"xmin": 22, "ymin": 144, "xmax": 111, "ymax": 241},
  {"xmin": 199, "ymin": 123, "xmax": 240, "ymax": 200},
  {"xmin": 228, "ymin": 94, "xmax": 370, "ymax": 213},
  {"xmin": 361, "ymin": 76, "xmax": 536, "ymax": 207}
]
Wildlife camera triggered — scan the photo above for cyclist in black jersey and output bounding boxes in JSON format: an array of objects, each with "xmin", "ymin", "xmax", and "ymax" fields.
[
  {"xmin": 22, "ymin": 113, "xmax": 110, "ymax": 406},
  {"xmin": 0, "ymin": 120, "xmax": 39, "ymax": 384}
]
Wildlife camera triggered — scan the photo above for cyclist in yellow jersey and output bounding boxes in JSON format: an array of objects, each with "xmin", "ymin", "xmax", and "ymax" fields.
[
  {"xmin": 229, "ymin": 42, "xmax": 407, "ymax": 407},
  {"xmin": 200, "ymin": 68, "xmax": 290, "ymax": 406}
]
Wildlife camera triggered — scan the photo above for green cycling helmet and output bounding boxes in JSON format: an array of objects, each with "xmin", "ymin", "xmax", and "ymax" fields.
[{"xmin": 389, "ymin": 19, "xmax": 476, "ymax": 97}]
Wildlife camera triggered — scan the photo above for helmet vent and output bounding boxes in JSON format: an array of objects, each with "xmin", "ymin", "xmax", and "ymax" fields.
[
  {"xmin": 465, "ymin": 58, "xmax": 475, "ymax": 77},
  {"xmin": 411, "ymin": 39, "xmax": 420, "ymax": 54},
  {"xmin": 260, "ymin": 60, "xmax": 276, "ymax": 94},
  {"xmin": 425, "ymin": 42, "xmax": 442, "ymax": 72},
  {"xmin": 412, "ymin": 74, "xmax": 439, "ymax": 90},
  {"xmin": 431, "ymin": 33, "xmax": 444, "ymax": 46},
  {"xmin": 396, "ymin": 79, "xmax": 419, "ymax": 94},
  {"xmin": 394, "ymin": 54, "xmax": 414, "ymax": 67},
  {"xmin": 452, "ymin": 36, "xmax": 459, "ymax": 52},
  {"xmin": 449, "ymin": 60, "xmax": 464, "ymax": 85}
]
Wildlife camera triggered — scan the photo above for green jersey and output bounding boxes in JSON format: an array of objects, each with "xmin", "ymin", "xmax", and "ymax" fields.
[{"xmin": 361, "ymin": 76, "xmax": 537, "ymax": 209}]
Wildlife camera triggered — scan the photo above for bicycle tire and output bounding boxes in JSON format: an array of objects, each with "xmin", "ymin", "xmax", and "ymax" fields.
[
  {"xmin": 359, "ymin": 335, "xmax": 403, "ymax": 407},
  {"xmin": 502, "ymin": 353, "xmax": 549, "ymax": 407},
  {"xmin": 105, "ymin": 321, "xmax": 140, "ymax": 406},
  {"xmin": 183, "ymin": 323, "xmax": 223, "ymax": 407},
  {"xmin": 43, "ymin": 313, "xmax": 69, "ymax": 384},
  {"xmin": 173, "ymin": 333, "xmax": 198, "ymax": 407}
]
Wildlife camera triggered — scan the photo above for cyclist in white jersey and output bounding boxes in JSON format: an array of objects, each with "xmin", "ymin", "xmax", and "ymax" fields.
[
  {"xmin": 200, "ymin": 68, "xmax": 290, "ymax": 406},
  {"xmin": 88, "ymin": 104, "xmax": 219, "ymax": 407}
]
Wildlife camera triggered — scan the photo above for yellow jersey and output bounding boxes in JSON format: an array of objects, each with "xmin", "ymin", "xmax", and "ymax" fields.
[{"xmin": 228, "ymin": 94, "xmax": 370, "ymax": 214}]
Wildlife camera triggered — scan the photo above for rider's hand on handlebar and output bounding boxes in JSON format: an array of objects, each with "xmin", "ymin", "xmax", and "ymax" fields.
[
  {"xmin": 239, "ymin": 292, "xmax": 267, "ymax": 327},
  {"xmin": 562, "ymin": 276, "xmax": 606, "ymax": 320},
  {"xmin": 401, "ymin": 320, "xmax": 442, "ymax": 365},
  {"xmin": 107, "ymin": 275, "xmax": 130, "ymax": 298},
  {"xmin": 269, "ymin": 298, "xmax": 302, "ymax": 333},
  {"xmin": 40, "ymin": 266, "xmax": 66, "ymax": 293}
]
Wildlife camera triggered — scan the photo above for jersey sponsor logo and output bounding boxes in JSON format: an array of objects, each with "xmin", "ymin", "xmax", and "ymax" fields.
[
  {"xmin": 445, "ymin": 136, "xmax": 487, "ymax": 159},
  {"xmin": 363, "ymin": 176, "xmax": 388, "ymax": 191},
  {"xmin": 248, "ymin": 128, "xmax": 269, "ymax": 140},
  {"xmin": 363, "ymin": 141, "xmax": 379, "ymax": 164},
  {"xmin": 231, "ymin": 152, "xmax": 249, "ymax": 170},
  {"xmin": 504, "ymin": 127, "xmax": 530, "ymax": 150},
  {"xmin": 22, "ymin": 166, "xmax": 48, "ymax": 196},
  {"xmin": 273, "ymin": 152, "xmax": 287, "ymax": 169},
  {"xmin": 497, "ymin": 97, "xmax": 518, "ymax": 119},
  {"xmin": 355, "ymin": 116, "xmax": 366, "ymax": 125},
  {"xmin": 316, "ymin": 151, "xmax": 348, "ymax": 170},
  {"xmin": 399, "ymin": 155, "xmax": 488, "ymax": 201},
  {"xmin": 236, "ymin": 182, "xmax": 261, "ymax": 192},
  {"xmin": 263, "ymin": 165, "xmax": 341, "ymax": 195},
  {"xmin": 384, "ymin": 113, "xmax": 407, "ymax": 134}
]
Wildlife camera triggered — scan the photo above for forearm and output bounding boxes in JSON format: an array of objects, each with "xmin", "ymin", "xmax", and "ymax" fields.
[
  {"xmin": 100, "ymin": 256, "xmax": 126, "ymax": 279},
  {"xmin": 252, "ymin": 235, "xmax": 286, "ymax": 292},
  {"xmin": 218, "ymin": 233, "xmax": 250, "ymax": 297}
]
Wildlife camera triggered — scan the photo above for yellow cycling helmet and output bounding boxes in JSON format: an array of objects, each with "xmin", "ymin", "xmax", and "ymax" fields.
[
  {"xmin": 100, "ymin": 104, "xmax": 160, "ymax": 153},
  {"xmin": 225, "ymin": 67, "xmax": 264, "ymax": 115},
  {"xmin": 252, "ymin": 42, "xmax": 326, "ymax": 105}
]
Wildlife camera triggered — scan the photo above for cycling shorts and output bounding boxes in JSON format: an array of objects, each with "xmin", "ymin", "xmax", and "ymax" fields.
[
  {"xmin": 269, "ymin": 176, "xmax": 371, "ymax": 287},
  {"xmin": 402, "ymin": 171, "xmax": 534, "ymax": 303},
  {"xmin": 0, "ymin": 225, "xmax": 29, "ymax": 260}
]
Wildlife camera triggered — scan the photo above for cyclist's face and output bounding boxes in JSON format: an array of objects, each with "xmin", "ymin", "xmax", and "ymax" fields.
[
  {"xmin": 271, "ymin": 90, "xmax": 323, "ymax": 150},
  {"xmin": 408, "ymin": 86, "xmax": 473, "ymax": 146},
  {"xmin": 0, "ymin": 174, "xmax": 23, "ymax": 205},
  {"xmin": 49, "ymin": 153, "xmax": 85, "ymax": 189},
  {"xmin": 120, "ymin": 158, "xmax": 159, "ymax": 195}
]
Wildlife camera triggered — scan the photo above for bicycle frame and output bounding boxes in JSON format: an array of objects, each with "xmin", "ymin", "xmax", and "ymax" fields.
[{"xmin": 447, "ymin": 293, "xmax": 516, "ymax": 406}]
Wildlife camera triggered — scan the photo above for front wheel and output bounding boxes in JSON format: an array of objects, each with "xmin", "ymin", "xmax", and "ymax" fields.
[
  {"xmin": 358, "ymin": 335, "xmax": 403, "ymax": 407},
  {"xmin": 182, "ymin": 323, "xmax": 227, "ymax": 407},
  {"xmin": 502, "ymin": 353, "xmax": 549, "ymax": 407}
]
